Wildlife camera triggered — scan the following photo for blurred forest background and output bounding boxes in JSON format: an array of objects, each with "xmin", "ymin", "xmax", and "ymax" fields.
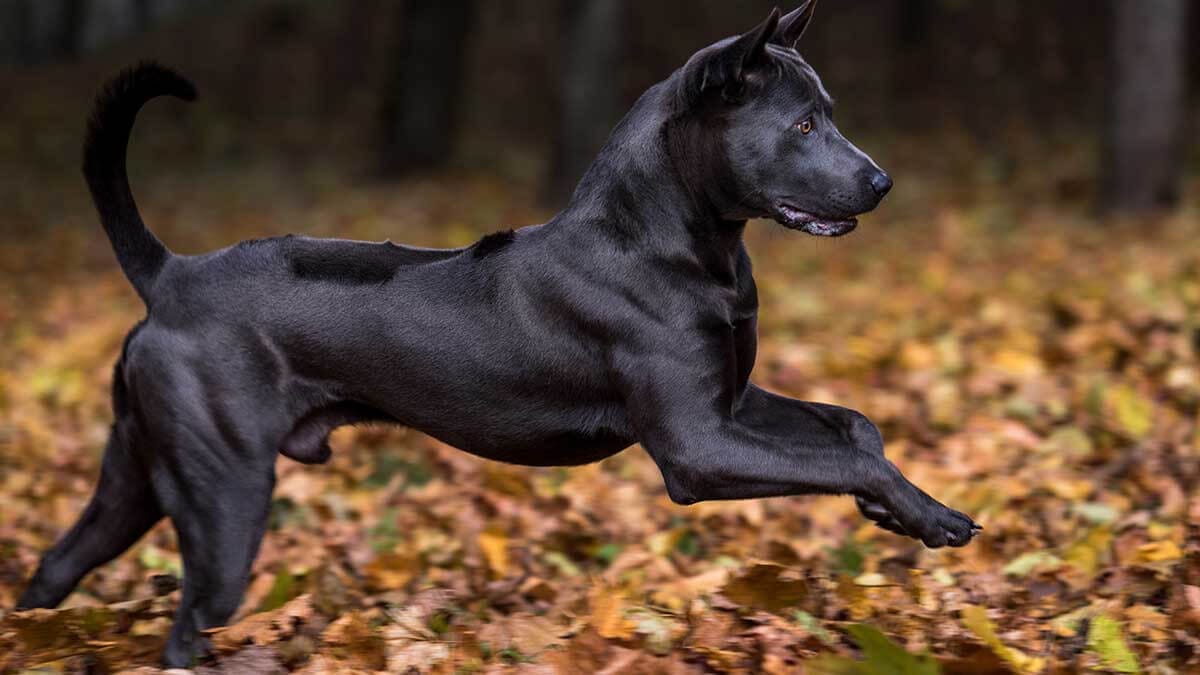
[{"xmin": 1, "ymin": 1, "xmax": 1200, "ymax": 673}]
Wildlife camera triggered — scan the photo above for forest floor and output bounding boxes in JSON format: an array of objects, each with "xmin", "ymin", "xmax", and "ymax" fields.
[{"xmin": 2, "ymin": 77, "xmax": 1200, "ymax": 673}]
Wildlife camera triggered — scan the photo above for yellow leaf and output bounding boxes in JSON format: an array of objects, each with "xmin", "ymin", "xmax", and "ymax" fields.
[
  {"xmin": 1107, "ymin": 384, "xmax": 1153, "ymax": 439},
  {"xmin": 478, "ymin": 530, "xmax": 510, "ymax": 578},
  {"xmin": 1088, "ymin": 615, "xmax": 1141, "ymax": 674},
  {"xmin": 853, "ymin": 572, "xmax": 893, "ymax": 587},
  {"xmin": 646, "ymin": 527, "xmax": 686, "ymax": 557},
  {"xmin": 1063, "ymin": 526, "xmax": 1113, "ymax": 578},
  {"xmin": 1047, "ymin": 479, "xmax": 1094, "ymax": 500},
  {"xmin": 962, "ymin": 605, "xmax": 1046, "ymax": 674},
  {"xmin": 364, "ymin": 552, "xmax": 417, "ymax": 591},
  {"xmin": 589, "ymin": 585, "xmax": 635, "ymax": 639},
  {"xmin": 989, "ymin": 348, "xmax": 1044, "ymax": 379},
  {"xmin": 900, "ymin": 341, "xmax": 937, "ymax": 371},
  {"xmin": 1132, "ymin": 540, "xmax": 1182, "ymax": 564},
  {"xmin": 1040, "ymin": 427, "xmax": 1095, "ymax": 458},
  {"xmin": 927, "ymin": 379, "xmax": 962, "ymax": 429}
]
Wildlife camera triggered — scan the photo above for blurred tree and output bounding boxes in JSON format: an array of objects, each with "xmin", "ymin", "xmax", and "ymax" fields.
[
  {"xmin": 0, "ymin": 0, "xmax": 32, "ymax": 64},
  {"xmin": 320, "ymin": 1, "xmax": 380, "ymax": 116},
  {"xmin": 0, "ymin": 0, "xmax": 205, "ymax": 65},
  {"xmin": 898, "ymin": 0, "xmax": 934, "ymax": 47},
  {"xmin": 0, "ymin": 0, "xmax": 82, "ymax": 64},
  {"xmin": 55, "ymin": 0, "xmax": 85, "ymax": 60},
  {"xmin": 1102, "ymin": 0, "xmax": 1188, "ymax": 214},
  {"xmin": 546, "ymin": 0, "xmax": 626, "ymax": 206},
  {"xmin": 379, "ymin": 0, "xmax": 477, "ymax": 175}
]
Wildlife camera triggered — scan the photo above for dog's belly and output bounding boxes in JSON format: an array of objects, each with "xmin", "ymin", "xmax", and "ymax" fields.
[
  {"xmin": 372, "ymin": 382, "xmax": 637, "ymax": 467},
  {"xmin": 420, "ymin": 423, "xmax": 636, "ymax": 467},
  {"xmin": 277, "ymin": 344, "xmax": 637, "ymax": 467},
  {"xmin": 279, "ymin": 391, "xmax": 635, "ymax": 467}
]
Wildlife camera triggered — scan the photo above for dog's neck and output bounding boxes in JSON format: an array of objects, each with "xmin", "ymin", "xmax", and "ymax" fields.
[{"xmin": 551, "ymin": 80, "xmax": 748, "ymax": 283}]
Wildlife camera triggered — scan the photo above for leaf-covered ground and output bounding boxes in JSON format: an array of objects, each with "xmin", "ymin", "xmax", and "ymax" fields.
[{"xmin": 1, "ymin": 95, "xmax": 1199, "ymax": 672}]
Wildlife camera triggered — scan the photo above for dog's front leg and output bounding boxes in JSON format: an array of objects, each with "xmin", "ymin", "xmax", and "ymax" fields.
[
  {"xmin": 733, "ymin": 383, "xmax": 969, "ymax": 539},
  {"xmin": 616, "ymin": 337, "xmax": 980, "ymax": 549}
]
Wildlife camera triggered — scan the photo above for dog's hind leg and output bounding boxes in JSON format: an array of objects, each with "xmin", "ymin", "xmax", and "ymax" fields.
[
  {"xmin": 16, "ymin": 420, "xmax": 162, "ymax": 609},
  {"xmin": 150, "ymin": 433, "xmax": 276, "ymax": 667}
]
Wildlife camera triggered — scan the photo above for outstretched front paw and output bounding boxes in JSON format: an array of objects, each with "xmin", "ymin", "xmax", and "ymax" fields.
[{"xmin": 856, "ymin": 496, "xmax": 981, "ymax": 548}]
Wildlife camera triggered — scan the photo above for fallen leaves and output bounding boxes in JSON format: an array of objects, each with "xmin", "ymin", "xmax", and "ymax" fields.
[{"xmin": 2, "ymin": 116, "xmax": 1200, "ymax": 672}]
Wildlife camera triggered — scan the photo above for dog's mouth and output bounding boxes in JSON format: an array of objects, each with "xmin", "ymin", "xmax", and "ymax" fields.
[{"xmin": 773, "ymin": 203, "xmax": 858, "ymax": 237}]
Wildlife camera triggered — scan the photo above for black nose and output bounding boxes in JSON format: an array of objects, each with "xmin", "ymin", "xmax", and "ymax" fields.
[{"xmin": 869, "ymin": 171, "xmax": 893, "ymax": 198}]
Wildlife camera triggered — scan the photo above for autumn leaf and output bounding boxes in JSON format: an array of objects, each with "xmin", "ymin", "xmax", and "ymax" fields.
[
  {"xmin": 1131, "ymin": 540, "xmax": 1182, "ymax": 565},
  {"xmin": 809, "ymin": 624, "xmax": 940, "ymax": 675},
  {"xmin": 720, "ymin": 563, "xmax": 808, "ymax": 614},
  {"xmin": 1002, "ymin": 551, "xmax": 1062, "ymax": 577},
  {"xmin": 209, "ymin": 594, "xmax": 316, "ymax": 653},
  {"xmin": 1087, "ymin": 615, "xmax": 1140, "ymax": 674},
  {"xmin": 1106, "ymin": 384, "xmax": 1154, "ymax": 439},
  {"xmin": 589, "ymin": 585, "xmax": 635, "ymax": 640},
  {"xmin": 961, "ymin": 605, "xmax": 1046, "ymax": 674},
  {"xmin": 478, "ymin": 529, "xmax": 510, "ymax": 578}
]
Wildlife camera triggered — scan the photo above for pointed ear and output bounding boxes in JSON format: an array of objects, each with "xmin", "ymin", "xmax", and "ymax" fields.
[
  {"xmin": 774, "ymin": 0, "xmax": 817, "ymax": 49},
  {"xmin": 730, "ymin": 7, "xmax": 781, "ymax": 78},
  {"xmin": 687, "ymin": 8, "xmax": 780, "ymax": 103}
]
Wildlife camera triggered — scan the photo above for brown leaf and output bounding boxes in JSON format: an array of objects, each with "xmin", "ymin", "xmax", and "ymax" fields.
[
  {"xmin": 720, "ymin": 563, "xmax": 808, "ymax": 614},
  {"xmin": 209, "ymin": 594, "xmax": 315, "ymax": 653}
]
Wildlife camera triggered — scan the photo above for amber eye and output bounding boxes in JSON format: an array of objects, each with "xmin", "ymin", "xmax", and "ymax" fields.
[{"xmin": 798, "ymin": 117, "xmax": 814, "ymax": 135}]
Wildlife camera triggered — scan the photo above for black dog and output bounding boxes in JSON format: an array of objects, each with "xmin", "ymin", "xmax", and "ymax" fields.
[{"xmin": 19, "ymin": 3, "xmax": 979, "ymax": 666}]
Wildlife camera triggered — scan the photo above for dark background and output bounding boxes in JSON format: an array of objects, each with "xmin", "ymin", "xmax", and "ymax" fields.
[{"xmin": 1, "ymin": 0, "xmax": 1196, "ymax": 222}]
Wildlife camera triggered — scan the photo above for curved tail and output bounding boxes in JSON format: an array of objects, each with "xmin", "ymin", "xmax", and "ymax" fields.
[{"xmin": 84, "ymin": 62, "xmax": 196, "ymax": 302}]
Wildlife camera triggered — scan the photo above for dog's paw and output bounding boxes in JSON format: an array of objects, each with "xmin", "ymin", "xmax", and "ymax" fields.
[
  {"xmin": 860, "ymin": 495, "xmax": 981, "ymax": 548},
  {"xmin": 909, "ymin": 499, "xmax": 981, "ymax": 548}
]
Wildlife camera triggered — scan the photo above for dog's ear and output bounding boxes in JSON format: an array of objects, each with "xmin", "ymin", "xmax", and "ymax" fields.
[
  {"xmin": 727, "ymin": 8, "xmax": 780, "ymax": 81},
  {"xmin": 685, "ymin": 8, "xmax": 780, "ymax": 104},
  {"xmin": 774, "ymin": 0, "xmax": 817, "ymax": 49}
]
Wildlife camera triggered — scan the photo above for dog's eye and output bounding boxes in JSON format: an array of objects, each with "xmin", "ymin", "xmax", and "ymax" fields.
[{"xmin": 798, "ymin": 117, "xmax": 814, "ymax": 135}]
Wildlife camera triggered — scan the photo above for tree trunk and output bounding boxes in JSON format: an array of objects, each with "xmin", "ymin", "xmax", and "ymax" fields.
[
  {"xmin": 378, "ymin": 0, "xmax": 477, "ymax": 175},
  {"xmin": 1102, "ymin": 0, "xmax": 1188, "ymax": 214},
  {"xmin": 546, "ymin": 0, "xmax": 626, "ymax": 206},
  {"xmin": 56, "ymin": 0, "xmax": 85, "ymax": 60},
  {"xmin": 0, "ymin": 0, "xmax": 32, "ymax": 65}
]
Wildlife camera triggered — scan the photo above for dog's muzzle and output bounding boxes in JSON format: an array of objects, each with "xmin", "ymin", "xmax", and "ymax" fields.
[{"xmin": 774, "ymin": 203, "xmax": 858, "ymax": 237}]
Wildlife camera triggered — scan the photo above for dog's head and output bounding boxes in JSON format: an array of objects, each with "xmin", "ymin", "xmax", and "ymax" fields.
[{"xmin": 668, "ymin": 2, "xmax": 890, "ymax": 236}]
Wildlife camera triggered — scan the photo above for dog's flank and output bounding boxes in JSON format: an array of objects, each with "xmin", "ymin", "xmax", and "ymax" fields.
[{"xmin": 20, "ymin": 3, "xmax": 979, "ymax": 667}]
